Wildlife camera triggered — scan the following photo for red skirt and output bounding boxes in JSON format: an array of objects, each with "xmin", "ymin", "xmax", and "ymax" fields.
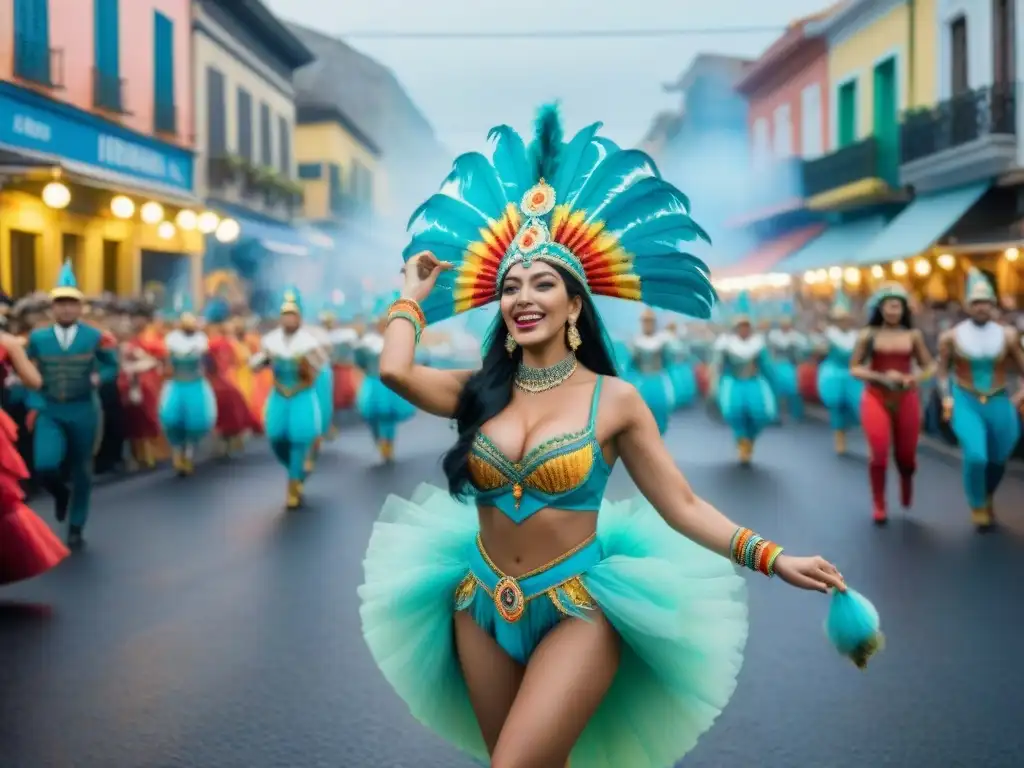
[
  {"xmin": 694, "ymin": 363, "xmax": 710, "ymax": 398},
  {"xmin": 0, "ymin": 410, "xmax": 68, "ymax": 585},
  {"xmin": 210, "ymin": 376, "xmax": 258, "ymax": 437},
  {"xmin": 118, "ymin": 369, "xmax": 163, "ymax": 440},
  {"xmin": 333, "ymin": 364, "xmax": 359, "ymax": 410},
  {"xmin": 797, "ymin": 362, "xmax": 820, "ymax": 402}
]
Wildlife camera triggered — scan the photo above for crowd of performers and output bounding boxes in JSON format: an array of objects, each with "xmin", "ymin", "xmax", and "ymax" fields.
[
  {"xmin": 0, "ymin": 265, "xmax": 487, "ymax": 586},
  {"xmin": 614, "ymin": 270, "xmax": 1024, "ymax": 531}
]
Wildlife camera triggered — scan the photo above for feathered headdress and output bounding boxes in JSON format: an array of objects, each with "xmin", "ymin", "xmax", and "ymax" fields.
[
  {"xmin": 280, "ymin": 287, "xmax": 303, "ymax": 316},
  {"xmin": 965, "ymin": 267, "xmax": 996, "ymax": 304},
  {"xmin": 831, "ymin": 291, "xmax": 852, "ymax": 318},
  {"xmin": 404, "ymin": 104, "xmax": 715, "ymax": 326}
]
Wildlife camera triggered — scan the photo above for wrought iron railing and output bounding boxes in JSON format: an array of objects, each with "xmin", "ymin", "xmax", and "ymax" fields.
[
  {"xmin": 13, "ymin": 36, "xmax": 63, "ymax": 87},
  {"xmin": 801, "ymin": 137, "xmax": 879, "ymax": 198},
  {"xmin": 92, "ymin": 68, "xmax": 127, "ymax": 113},
  {"xmin": 900, "ymin": 83, "xmax": 1018, "ymax": 165}
]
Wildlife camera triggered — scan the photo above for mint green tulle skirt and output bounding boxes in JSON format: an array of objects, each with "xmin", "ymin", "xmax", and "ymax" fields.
[{"xmin": 358, "ymin": 484, "xmax": 749, "ymax": 767}]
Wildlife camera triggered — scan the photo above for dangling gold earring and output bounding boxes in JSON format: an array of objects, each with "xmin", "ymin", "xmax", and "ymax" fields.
[
  {"xmin": 567, "ymin": 319, "xmax": 582, "ymax": 351},
  {"xmin": 504, "ymin": 333, "xmax": 517, "ymax": 355}
]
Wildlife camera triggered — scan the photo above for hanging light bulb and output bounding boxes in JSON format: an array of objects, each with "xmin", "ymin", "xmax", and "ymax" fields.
[
  {"xmin": 110, "ymin": 195, "xmax": 135, "ymax": 219},
  {"xmin": 175, "ymin": 210, "xmax": 198, "ymax": 231},
  {"xmin": 891, "ymin": 260, "xmax": 909, "ymax": 276},
  {"xmin": 197, "ymin": 211, "xmax": 220, "ymax": 234},
  {"xmin": 913, "ymin": 258, "xmax": 932, "ymax": 276},
  {"xmin": 870, "ymin": 264, "xmax": 885, "ymax": 278},
  {"xmin": 157, "ymin": 221, "xmax": 175, "ymax": 240},
  {"xmin": 828, "ymin": 266, "xmax": 843, "ymax": 280},
  {"xmin": 843, "ymin": 267, "xmax": 861, "ymax": 285},
  {"xmin": 1005, "ymin": 247, "xmax": 1020, "ymax": 262},
  {"xmin": 937, "ymin": 253, "xmax": 956, "ymax": 270},
  {"xmin": 215, "ymin": 218, "xmax": 240, "ymax": 243},
  {"xmin": 42, "ymin": 181, "xmax": 71, "ymax": 209},
  {"xmin": 803, "ymin": 270, "xmax": 817, "ymax": 284},
  {"xmin": 140, "ymin": 201, "xmax": 164, "ymax": 224}
]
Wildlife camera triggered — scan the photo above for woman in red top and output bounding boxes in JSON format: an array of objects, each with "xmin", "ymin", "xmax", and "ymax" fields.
[
  {"xmin": 118, "ymin": 302, "xmax": 166, "ymax": 469},
  {"xmin": 850, "ymin": 283, "xmax": 936, "ymax": 525},
  {"xmin": 0, "ymin": 332, "xmax": 69, "ymax": 584}
]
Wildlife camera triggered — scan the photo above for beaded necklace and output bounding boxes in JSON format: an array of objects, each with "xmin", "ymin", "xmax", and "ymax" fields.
[{"xmin": 514, "ymin": 352, "xmax": 578, "ymax": 393}]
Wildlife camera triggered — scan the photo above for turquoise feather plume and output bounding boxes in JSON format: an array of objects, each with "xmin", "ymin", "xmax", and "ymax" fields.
[
  {"xmin": 444, "ymin": 152, "xmax": 509, "ymax": 220},
  {"xmin": 486, "ymin": 125, "xmax": 532, "ymax": 202},
  {"xmin": 550, "ymin": 121, "xmax": 602, "ymax": 202},
  {"xmin": 825, "ymin": 588, "xmax": 884, "ymax": 669},
  {"xmin": 527, "ymin": 103, "xmax": 563, "ymax": 182}
]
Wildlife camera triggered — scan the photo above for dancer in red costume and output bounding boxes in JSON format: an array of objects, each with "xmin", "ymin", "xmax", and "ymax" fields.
[
  {"xmin": 205, "ymin": 304, "xmax": 259, "ymax": 456},
  {"xmin": 118, "ymin": 301, "xmax": 166, "ymax": 470},
  {"xmin": 850, "ymin": 283, "xmax": 935, "ymax": 525},
  {"xmin": 0, "ymin": 332, "xmax": 69, "ymax": 585}
]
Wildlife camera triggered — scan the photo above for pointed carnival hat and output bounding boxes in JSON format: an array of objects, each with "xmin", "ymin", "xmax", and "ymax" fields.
[
  {"xmin": 867, "ymin": 281, "xmax": 908, "ymax": 314},
  {"xmin": 280, "ymin": 286, "xmax": 303, "ymax": 316},
  {"xmin": 965, "ymin": 267, "xmax": 996, "ymax": 304},
  {"xmin": 830, "ymin": 291, "xmax": 852, "ymax": 318},
  {"xmin": 51, "ymin": 260, "xmax": 84, "ymax": 301},
  {"xmin": 172, "ymin": 291, "xmax": 197, "ymax": 324},
  {"xmin": 732, "ymin": 290, "xmax": 753, "ymax": 325},
  {"xmin": 402, "ymin": 103, "xmax": 716, "ymax": 367}
]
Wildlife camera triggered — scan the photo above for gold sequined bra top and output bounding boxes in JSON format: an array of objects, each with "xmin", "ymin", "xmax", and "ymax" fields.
[{"xmin": 468, "ymin": 377, "xmax": 611, "ymax": 523}]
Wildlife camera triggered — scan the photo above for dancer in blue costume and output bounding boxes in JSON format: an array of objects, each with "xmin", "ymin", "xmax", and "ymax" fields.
[
  {"xmin": 26, "ymin": 262, "xmax": 118, "ymax": 549},
  {"xmin": 159, "ymin": 295, "xmax": 217, "ymax": 477},
  {"xmin": 355, "ymin": 293, "xmax": 416, "ymax": 463},
  {"xmin": 937, "ymin": 268, "xmax": 1024, "ymax": 531},
  {"xmin": 250, "ymin": 288, "xmax": 326, "ymax": 510},
  {"xmin": 664, "ymin": 320, "xmax": 698, "ymax": 409},
  {"xmin": 305, "ymin": 310, "xmax": 335, "ymax": 466},
  {"xmin": 766, "ymin": 301, "xmax": 809, "ymax": 421},
  {"xmin": 358, "ymin": 106, "xmax": 851, "ymax": 767},
  {"xmin": 626, "ymin": 308, "xmax": 675, "ymax": 433},
  {"xmin": 816, "ymin": 292, "xmax": 863, "ymax": 455},
  {"xmin": 711, "ymin": 291, "xmax": 778, "ymax": 464}
]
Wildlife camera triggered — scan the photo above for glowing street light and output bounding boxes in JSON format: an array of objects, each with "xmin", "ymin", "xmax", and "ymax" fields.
[{"xmin": 42, "ymin": 181, "xmax": 71, "ymax": 209}]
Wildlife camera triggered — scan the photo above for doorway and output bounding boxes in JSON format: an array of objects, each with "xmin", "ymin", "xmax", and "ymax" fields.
[
  {"xmin": 8, "ymin": 229, "xmax": 38, "ymax": 298},
  {"xmin": 872, "ymin": 57, "xmax": 898, "ymax": 185},
  {"xmin": 101, "ymin": 239, "xmax": 120, "ymax": 294}
]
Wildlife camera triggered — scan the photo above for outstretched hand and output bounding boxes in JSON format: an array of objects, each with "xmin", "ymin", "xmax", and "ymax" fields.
[
  {"xmin": 773, "ymin": 554, "xmax": 846, "ymax": 594},
  {"xmin": 401, "ymin": 251, "xmax": 453, "ymax": 303}
]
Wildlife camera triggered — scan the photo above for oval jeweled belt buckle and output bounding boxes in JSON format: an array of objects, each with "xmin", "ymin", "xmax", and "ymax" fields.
[{"xmin": 494, "ymin": 575, "xmax": 526, "ymax": 622}]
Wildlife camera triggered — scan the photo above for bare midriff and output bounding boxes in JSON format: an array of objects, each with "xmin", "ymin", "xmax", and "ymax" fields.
[{"xmin": 477, "ymin": 505, "xmax": 599, "ymax": 576}]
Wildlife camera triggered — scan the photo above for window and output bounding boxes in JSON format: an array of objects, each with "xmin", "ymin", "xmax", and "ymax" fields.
[
  {"xmin": 278, "ymin": 116, "xmax": 290, "ymax": 175},
  {"xmin": 837, "ymin": 79, "xmax": 858, "ymax": 148},
  {"xmin": 206, "ymin": 67, "xmax": 226, "ymax": 156},
  {"xmin": 950, "ymin": 17, "xmax": 969, "ymax": 96},
  {"xmin": 351, "ymin": 160, "xmax": 374, "ymax": 208},
  {"xmin": 13, "ymin": 0, "xmax": 52, "ymax": 85},
  {"xmin": 259, "ymin": 103, "xmax": 272, "ymax": 167},
  {"xmin": 8, "ymin": 230, "xmax": 38, "ymax": 298},
  {"xmin": 102, "ymin": 240, "xmax": 119, "ymax": 294},
  {"xmin": 772, "ymin": 104, "xmax": 793, "ymax": 158},
  {"xmin": 237, "ymin": 87, "xmax": 253, "ymax": 161},
  {"xmin": 298, "ymin": 163, "xmax": 322, "ymax": 180},
  {"xmin": 93, "ymin": 0, "xmax": 121, "ymax": 110},
  {"xmin": 328, "ymin": 163, "xmax": 343, "ymax": 214},
  {"xmin": 800, "ymin": 85, "xmax": 823, "ymax": 158},
  {"xmin": 752, "ymin": 117, "xmax": 770, "ymax": 167},
  {"xmin": 993, "ymin": 0, "xmax": 1015, "ymax": 87},
  {"xmin": 153, "ymin": 12, "xmax": 175, "ymax": 133}
]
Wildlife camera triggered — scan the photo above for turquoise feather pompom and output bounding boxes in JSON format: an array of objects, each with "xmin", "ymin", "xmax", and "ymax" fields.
[{"xmin": 825, "ymin": 587, "xmax": 884, "ymax": 669}]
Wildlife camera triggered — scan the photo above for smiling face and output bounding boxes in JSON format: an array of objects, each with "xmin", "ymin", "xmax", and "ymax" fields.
[
  {"xmin": 500, "ymin": 261, "xmax": 582, "ymax": 351},
  {"xmin": 968, "ymin": 299, "xmax": 994, "ymax": 324},
  {"xmin": 880, "ymin": 297, "xmax": 905, "ymax": 326}
]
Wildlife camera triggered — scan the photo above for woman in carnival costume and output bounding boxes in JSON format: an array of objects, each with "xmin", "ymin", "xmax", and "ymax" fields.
[
  {"xmin": 663, "ymin": 319, "xmax": 698, "ymax": 410},
  {"xmin": 710, "ymin": 290, "xmax": 778, "ymax": 464},
  {"xmin": 118, "ymin": 300, "xmax": 165, "ymax": 470},
  {"xmin": 624, "ymin": 308, "xmax": 676, "ymax": 432},
  {"xmin": 937, "ymin": 268, "xmax": 1024, "ymax": 531},
  {"xmin": 249, "ymin": 288, "xmax": 326, "ymax": 509},
  {"xmin": 204, "ymin": 297, "xmax": 257, "ymax": 457},
  {"xmin": 355, "ymin": 293, "xmax": 416, "ymax": 463},
  {"xmin": 816, "ymin": 292, "xmax": 863, "ymax": 455},
  {"xmin": 0, "ymin": 331, "xmax": 70, "ymax": 585},
  {"xmin": 320, "ymin": 300, "xmax": 361, "ymax": 430},
  {"xmin": 359, "ymin": 107, "xmax": 859, "ymax": 767},
  {"xmin": 766, "ymin": 300, "xmax": 809, "ymax": 421},
  {"xmin": 850, "ymin": 282, "xmax": 935, "ymax": 525},
  {"xmin": 159, "ymin": 295, "xmax": 217, "ymax": 477}
]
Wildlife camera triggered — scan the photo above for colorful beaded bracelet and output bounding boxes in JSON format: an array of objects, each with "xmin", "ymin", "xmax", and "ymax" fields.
[
  {"xmin": 389, "ymin": 297, "xmax": 426, "ymax": 328},
  {"xmin": 386, "ymin": 309, "xmax": 423, "ymax": 343},
  {"xmin": 730, "ymin": 526, "xmax": 783, "ymax": 577}
]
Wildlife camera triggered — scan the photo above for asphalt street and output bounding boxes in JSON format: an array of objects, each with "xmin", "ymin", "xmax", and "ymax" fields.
[{"xmin": 1, "ymin": 411, "xmax": 1022, "ymax": 768}]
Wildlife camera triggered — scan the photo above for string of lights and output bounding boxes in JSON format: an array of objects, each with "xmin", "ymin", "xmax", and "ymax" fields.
[{"xmin": 337, "ymin": 26, "xmax": 785, "ymax": 41}]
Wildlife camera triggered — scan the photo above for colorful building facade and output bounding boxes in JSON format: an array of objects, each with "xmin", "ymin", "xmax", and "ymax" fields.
[{"xmin": 0, "ymin": 0, "xmax": 205, "ymax": 297}]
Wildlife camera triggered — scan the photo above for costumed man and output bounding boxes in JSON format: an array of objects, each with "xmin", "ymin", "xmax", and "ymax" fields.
[
  {"xmin": 627, "ymin": 308, "xmax": 675, "ymax": 434},
  {"xmin": 355, "ymin": 294, "xmax": 416, "ymax": 463},
  {"xmin": 664, "ymin": 320, "xmax": 697, "ymax": 411},
  {"xmin": 766, "ymin": 301, "xmax": 809, "ymax": 422},
  {"xmin": 118, "ymin": 300, "xmax": 165, "ymax": 469},
  {"xmin": 816, "ymin": 292, "xmax": 863, "ymax": 455},
  {"xmin": 710, "ymin": 290, "xmax": 778, "ymax": 464},
  {"xmin": 26, "ymin": 263, "xmax": 119, "ymax": 549},
  {"xmin": 204, "ymin": 297, "xmax": 255, "ymax": 457},
  {"xmin": 937, "ymin": 268, "xmax": 1024, "ymax": 531},
  {"xmin": 250, "ymin": 288, "xmax": 326, "ymax": 509},
  {"xmin": 159, "ymin": 295, "xmax": 217, "ymax": 476}
]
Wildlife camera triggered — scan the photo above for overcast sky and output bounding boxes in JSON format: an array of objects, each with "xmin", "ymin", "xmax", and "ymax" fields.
[{"xmin": 264, "ymin": 0, "xmax": 831, "ymax": 153}]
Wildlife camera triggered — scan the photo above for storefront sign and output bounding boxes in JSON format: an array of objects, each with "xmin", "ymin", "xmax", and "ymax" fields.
[{"xmin": 0, "ymin": 83, "xmax": 193, "ymax": 193}]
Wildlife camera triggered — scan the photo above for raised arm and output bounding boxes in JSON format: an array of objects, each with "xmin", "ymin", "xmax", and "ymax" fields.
[
  {"xmin": 612, "ymin": 382, "xmax": 845, "ymax": 593},
  {"xmin": 378, "ymin": 252, "xmax": 474, "ymax": 418}
]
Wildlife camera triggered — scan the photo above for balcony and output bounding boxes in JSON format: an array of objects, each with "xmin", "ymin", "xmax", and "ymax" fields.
[
  {"xmin": 92, "ymin": 69, "xmax": 127, "ymax": 113},
  {"xmin": 801, "ymin": 137, "xmax": 899, "ymax": 210},
  {"xmin": 899, "ymin": 84, "xmax": 1018, "ymax": 194},
  {"xmin": 154, "ymin": 102, "xmax": 177, "ymax": 135},
  {"xmin": 206, "ymin": 155, "xmax": 302, "ymax": 219},
  {"xmin": 13, "ymin": 36, "xmax": 64, "ymax": 88}
]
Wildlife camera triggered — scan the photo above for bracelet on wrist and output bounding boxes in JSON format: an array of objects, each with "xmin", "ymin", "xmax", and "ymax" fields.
[
  {"xmin": 386, "ymin": 310, "xmax": 423, "ymax": 343},
  {"xmin": 730, "ymin": 526, "xmax": 783, "ymax": 577},
  {"xmin": 389, "ymin": 297, "xmax": 426, "ymax": 328}
]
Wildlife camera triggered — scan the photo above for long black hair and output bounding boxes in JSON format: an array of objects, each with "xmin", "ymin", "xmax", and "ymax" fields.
[
  {"xmin": 441, "ymin": 264, "xmax": 618, "ymax": 499},
  {"xmin": 867, "ymin": 296, "xmax": 913, "ymax": 329}
]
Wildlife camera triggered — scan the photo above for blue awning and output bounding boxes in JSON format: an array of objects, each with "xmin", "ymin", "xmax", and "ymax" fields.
[
  {"xmin": 780, "ymin": 215, "xmax": 889, "ymax": 272},
  {"xmin": 854, "ymin": 182, "xmax": 990, "ymax": 265}
]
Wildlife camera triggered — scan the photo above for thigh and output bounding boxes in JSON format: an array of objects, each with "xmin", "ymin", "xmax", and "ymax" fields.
[
  {"xmin": 951, "ymin": 396, "xmax": 987, "ymax": 462},
  {"xmin": 985, "ymin": 399, "xmax": 1021, "ymax": 462},
  {"xmin": 860, "ymin": 392, "xmax": 892, "ymax": 460},
  {"xmin": 32, "ymin": 413, "xmax": 67, "ymax": 471},
  {"xmin": 454, "ymin": 611, "xmax": 524, "ymax": 755},
  {"xmin": 65, "ymin": 405, "xmax": 100, "ymax": 463},
  {"xmin": 492, "ymin": 612, "xmax": 621, "ymax": 767}
]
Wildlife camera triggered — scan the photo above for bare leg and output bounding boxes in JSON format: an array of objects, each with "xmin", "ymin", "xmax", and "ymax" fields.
[
  {"xmin": 453, "ymin": 611, "xmax": 525, "ymax": 755},
  {"xmin": 491, "ymin": 612, "xmax": 621, "ymax": 767}
]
